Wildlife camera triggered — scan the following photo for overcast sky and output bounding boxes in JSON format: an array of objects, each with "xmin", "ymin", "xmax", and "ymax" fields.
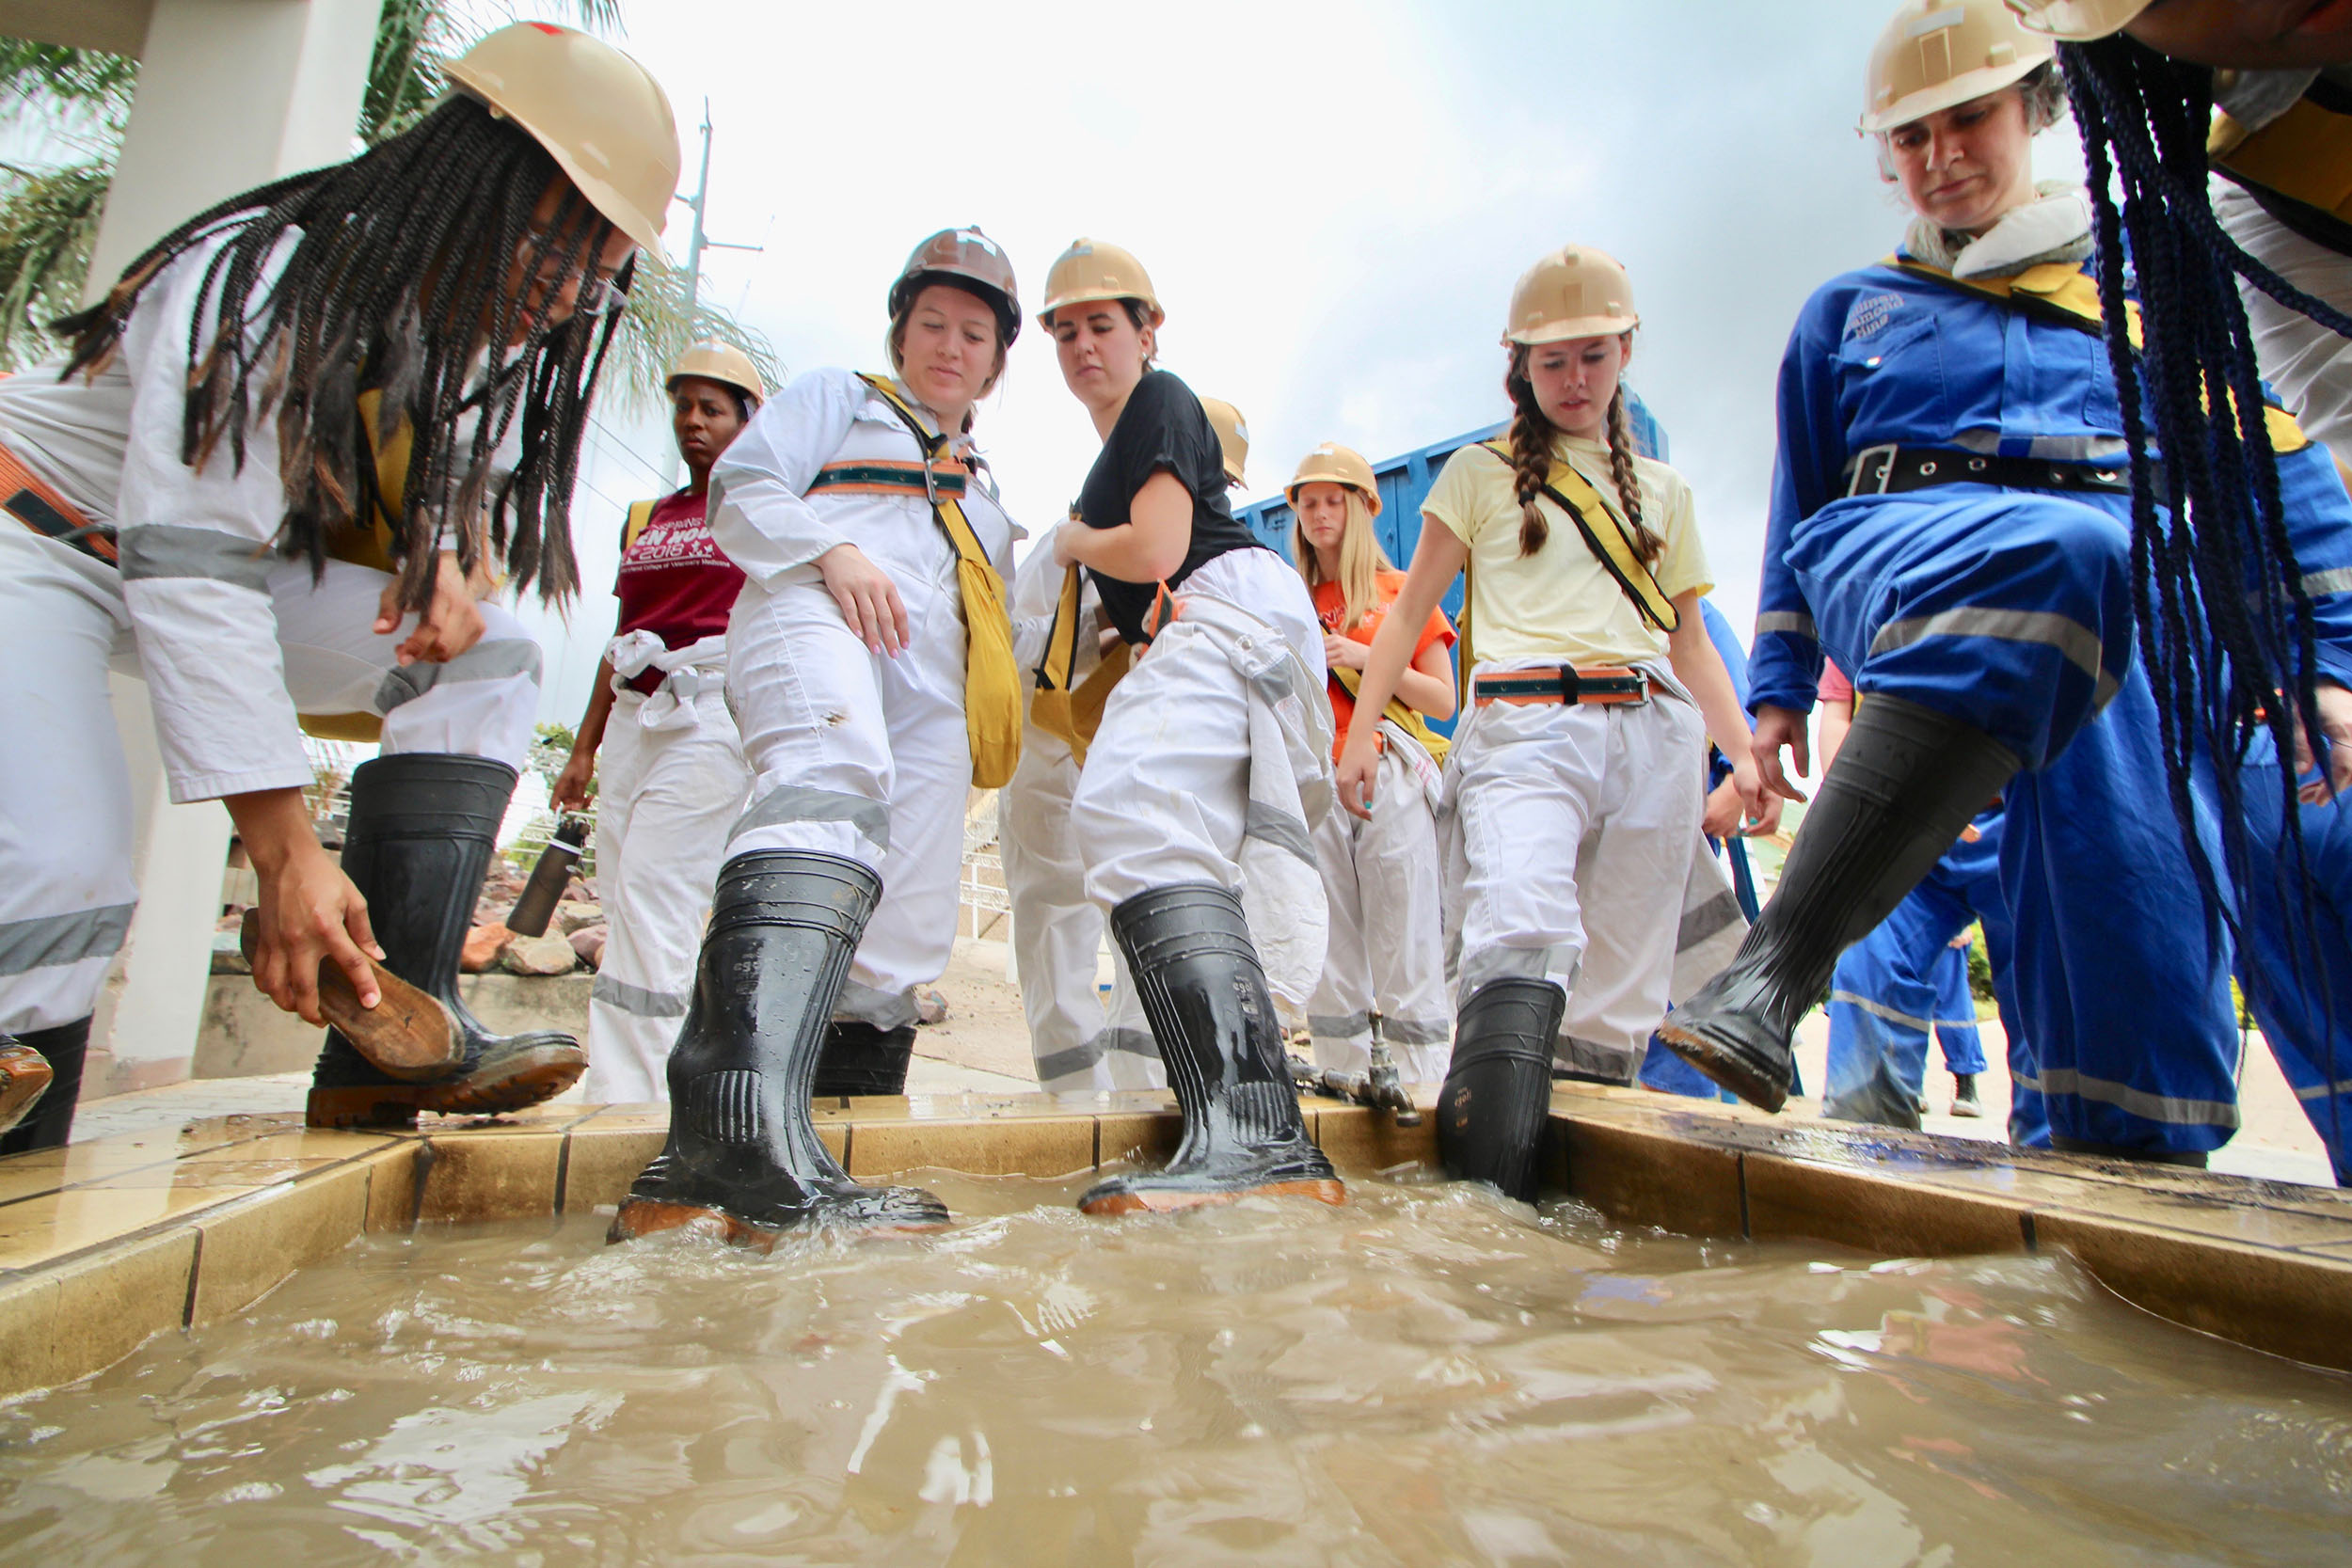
[{"xmin": 519, "ymin": 0, "xmax": 2088, "ymax": 726}]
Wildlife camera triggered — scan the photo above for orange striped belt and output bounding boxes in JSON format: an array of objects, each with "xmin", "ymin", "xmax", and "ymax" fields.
[
  {"xmin": 0, "ymin": 438, "xmax": 114, "ymax": 564},
  {"xmin": 1473, "ymin": 666, "xmax": 1647, "ymax": 706}
]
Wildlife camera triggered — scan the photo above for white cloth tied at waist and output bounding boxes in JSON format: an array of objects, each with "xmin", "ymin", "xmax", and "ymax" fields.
[
  {"xmin": 1152, "ymin": 589, "xmax": 1336, "ymax": 1014},
  {"xmin": 606, "ymin": 630, "xmax": 730, "ymax": 731},
  {"xmin": 1376, "ymin": 717, "xmax": 1445, "ymax": 815}
]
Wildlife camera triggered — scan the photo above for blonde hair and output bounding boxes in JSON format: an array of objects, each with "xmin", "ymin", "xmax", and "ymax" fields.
[{"xmin": 1292, "ymin": 486, "xmax": 1392, "ymax": 633}]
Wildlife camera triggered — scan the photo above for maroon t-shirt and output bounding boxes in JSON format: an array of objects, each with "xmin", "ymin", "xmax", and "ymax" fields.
[{"xmin": 613, "ymin": 488, "xmax": 746, "ymax": 694}]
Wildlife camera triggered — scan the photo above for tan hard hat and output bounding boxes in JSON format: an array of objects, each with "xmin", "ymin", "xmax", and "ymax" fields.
[
  {"xmin": 1037, "ymin": 238, "xmax": 1164, "ymax": 331},
  {"xmin": 667, "ymin": 340, "xmax": 765, "ymax": 404},
  {"xmin": 1200, "ymin": 397, "xmax": 1249, "ymax": 486},
  {"xmin": 889, "ymin": 227, "xmax": 1022, "ymax": 346},
  {"xmin": 1286, "ymin": 442, "xmax": 1382, "ymax": 516},
  {"xmin": 2002, "ymin": 0, "xmax": 2151, "ymax": 41},
  {"xmin": 443, "ymin": 22, "xmax": 681, "ymax": 265},
  {"xmin": 1503, "ymin": 245, "xmax": 1638, "ymax": 347},
  {"xmin": 1861, "ymin": 0, "xmax": 2056, "ymax": 134}
]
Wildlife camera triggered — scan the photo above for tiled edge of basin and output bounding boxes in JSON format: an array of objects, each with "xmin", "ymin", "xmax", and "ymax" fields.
[{"xmin": 3, "ymin": 1084, "xmax": 2349, "ymax": 1402}]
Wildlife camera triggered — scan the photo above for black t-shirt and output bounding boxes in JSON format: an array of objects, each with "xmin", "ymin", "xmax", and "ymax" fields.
[{"xmin": 1075, "ymin": 369, "xmax": 1268, "ymax": 643}]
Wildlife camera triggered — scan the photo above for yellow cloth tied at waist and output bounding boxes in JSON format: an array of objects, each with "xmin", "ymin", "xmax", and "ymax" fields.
[
  {"xmin": 854, "ymin": 374, "xmax": 1022, "ymax": 788},
  {"xmin": 301, "ymin": 388, "xmax": 417, "ymax": 742},
  {"xmin": 1329, "ymin": 662, "xmax": 1449, "ymax": 767},
  {"xmin": 1028, "ymin": 560, "xmax": 1130, "ymax": 768}
]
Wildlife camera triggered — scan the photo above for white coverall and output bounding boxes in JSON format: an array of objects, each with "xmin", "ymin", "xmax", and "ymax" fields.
[
  {"xmin": 1440, "ymin": 662, "xmax": 1708, "ymax": 1085},
  {"xmin": 1070, "ymin": 549, "xmax": 1334, "ymax": 1002},
  {"xmin": 582, "ymin": 633, "xmax": 750, "ymax": 1103},
  {"xmin": 1307, "ymin": 725, "xmax": 1453, "ymax": 1084},
  {"xmin": 1001, "ymin": 531, "xmax": 1159, "ymax": 1090},
  {"xmin": 707, "ymin": 369, "xmax": 1014, "ymax": 1031},
  {"xmin": 0, "ymin": 236, "xmax": 542, "ymax": 1035},
  {"xmin": 2216, "ymin": 180, "xmax": 2352, "ymax": 468}
]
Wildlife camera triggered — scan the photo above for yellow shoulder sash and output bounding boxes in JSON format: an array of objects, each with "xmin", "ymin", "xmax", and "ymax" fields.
[{"xmin": 1477, "ymin": 440, "xmax": 1677, "ymax": 633}]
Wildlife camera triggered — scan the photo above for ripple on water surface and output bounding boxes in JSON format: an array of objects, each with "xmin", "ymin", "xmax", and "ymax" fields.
[{"xmin": 1, "ymin": 1171, "xmax": 2348, "ymax": 1565}]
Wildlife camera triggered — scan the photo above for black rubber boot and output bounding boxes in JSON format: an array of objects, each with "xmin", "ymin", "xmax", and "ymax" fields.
[
  {"xmin": 1079, "ymin": 884, "xmax": 1343, "ymax": 1215},
  {"xmin": 611, "ymin": 850, "xmax": 948, "ymax": 1245},
  {"xmin": 814, "ymin": 1021, "xmax": 916, "ymax": 1098},
  {"xmin": 1658, "ymin": 697, "xmax": 2020, "ymax": 1113},
  {"xmin": 1439, "ymin": 979, "xmax": 1567, "ymax": 1202},
  {"xmin": 0, "ymin": 1018, "xmax": 84, "ymax": 1152},
  {"xmin": 1950, "ymin": 1073, "xmax": 1983, "ymax": 1118},
  {"xmin": 308, "ymin": 754, "xmax": 585, "ymax": 1128}
]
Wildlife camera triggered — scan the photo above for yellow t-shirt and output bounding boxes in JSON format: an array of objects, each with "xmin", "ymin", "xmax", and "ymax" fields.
[{"xmin": 1421, "ymin": 433, "xmax": 1711, "ymax": 668}]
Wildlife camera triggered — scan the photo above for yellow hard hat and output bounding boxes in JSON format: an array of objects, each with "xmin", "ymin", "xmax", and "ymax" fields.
[
  {"xmin": 2002, "ymin": 0, "xmax": 2151, "ymax": 42},
  {"xmin": 666, "ymin": 340, "xmax": 765, "ymax": 405},
  {"xmin": 1503, "ymin": 245, "xmax": 1638, "ymax": 347},
  {"xmin": 1861, "ymin": 0, "xmax": 2056, "ymax": 135},
  {"xmin": 442, "ymin": 22, "xmax": 681, "ymax": 265},
  {"xmin": 889, "ymin": 227, "xmax": 1022, "ymax": 346},
  {"xmin": 1200, "ymin": 397, "xmax": 1250, "ymax": 486},
  {"xmin": 1286, "ymin": 442, "xmax": 1382, "ymax": 516},
  {"xmin": 1037, "ymin": 238, "xmax": 1164, "ymax": 332}
]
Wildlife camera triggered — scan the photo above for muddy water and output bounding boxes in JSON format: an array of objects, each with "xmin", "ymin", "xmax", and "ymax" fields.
[{"xmin": 2, "ymin": 1173, "xmax": 2348, "ymax": 1566}]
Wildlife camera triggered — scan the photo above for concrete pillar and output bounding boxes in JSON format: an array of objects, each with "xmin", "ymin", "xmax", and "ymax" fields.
[{"xmin": 78, "ymin": 0, "xmax": 382, "ymax": 1095}]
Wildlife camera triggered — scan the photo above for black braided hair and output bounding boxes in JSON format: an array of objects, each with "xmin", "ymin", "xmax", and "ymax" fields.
[{"xmin": 53, "ymin": 92, "xmax": 630, "ymax": 608}]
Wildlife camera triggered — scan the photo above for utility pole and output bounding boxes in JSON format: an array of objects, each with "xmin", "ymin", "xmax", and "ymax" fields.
[{"xmin": 664, "ymin": 100, "xmax": 763, "ymax": 483}]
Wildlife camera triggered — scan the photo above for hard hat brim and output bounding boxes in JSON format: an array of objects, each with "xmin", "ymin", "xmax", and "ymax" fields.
[
  {"xmin": 2009, "ymin": 0, "xmax": 2152, "ymax": 42},
  {"xmin": 1504, "ymin": 312, "xmax": 1640, "ymax": 346},
  {"xmin": 1036, "ymin": 291, "xmax": 1166, "ymax": 333},
  {"xmin": 1285, "ymin": 480, "xmax": 1383, "ymax": 516},
  {"xmin": 442, "ymin": 71, "xmax": 674, "ymax": 267},
  {"xmin": 1858, "ymin": 56, "xmax": 2046, "ymax": 134},
  {"xmin": 665, "ymin": 371, "xmax": 761, "ymax": 405}
]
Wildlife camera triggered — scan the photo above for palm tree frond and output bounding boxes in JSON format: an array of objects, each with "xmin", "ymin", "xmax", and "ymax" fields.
[
  {"xmin": 607, "ymin": 253, "xmax": 783, "ymax": 414},
  {"xmin": 0, "ymin": 160, "xmax": 110, "ymax": 370}
]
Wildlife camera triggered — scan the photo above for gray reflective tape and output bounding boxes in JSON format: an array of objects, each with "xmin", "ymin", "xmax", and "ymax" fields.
[
  {"xmin": 2018, "ymin": 1066, "xmax": 2240, "ymax": 1129},
  {"xmin": 1243, "ymin": 800, "xmax": 1315, "ymax": 864},
  {"xmin": 835, "ymin": 980, "xmax": 918, "ymax": 1031},
  {"xmin": 591, "ymin": 974, "xmax": 689, "ymax": 1018},
  {"xmin": 1106, "ymin": 1027, "xmax": 1159, "ymax": 1058},
  {"xmin": 2303, "ymin": 566, "xmax": 2352, "ymax": 598},
  {"xmin": 730, "ymin": 784, "xmax": 890, "ymax": 853},
  {"xmin": 1559, "ymin": 1034, "xmax": 1637, "ymax": 1085},
  {"xmin": 1870, "ymin": 607, "xmax": 2112, "ymax": 689},
  {"xmin": 1677, "ymin": 890, "xmax": 1744, "ymax": 953},
  {"xmin": 1828, "ymin": 989, "xmax": 1935, "ymax": 1035},
  {"xmin": 1035, "ymin": 1039, "xmax": 1104, "ymax": 1082},
  {"xmin": 1754, "ymin": 611, "xmax": 1817, "ymax": 640},
  {"xmin": 117, "ymin": 525, "xmax": 273, "ymax": 591},
  {"xmin": 0, "ymin": 901, "xmax": 135, "ymax": 977},
  {"xmin": 1458, "ymin": 944, "xmax": 1575, "ymax": 997},
  {"xmin": 2295, "ymin": 1077, "xmax": 2352, "ymax": 1102},
  {"xmin": 1310, "ymin": 1011, "xmax": 1372, "ymax": 1041},
  {"xmin": 1380, "ymin": 1014, "xmax": 1453, "ymax": 1047},
  {"xmin": 375, "ymin": 637, "xmax": 544, "ymax": 713}
]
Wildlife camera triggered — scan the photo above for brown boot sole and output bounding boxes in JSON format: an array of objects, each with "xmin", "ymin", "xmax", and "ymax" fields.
[
  {"xmin": 0, "ymin": 1045, "xmax": 53, "ymax": 1140},
  {"xmin": 306, "ymin": 1048, "xmax": 586, "ymax": 1129},
  {"xmin": 243, "ymin": 911, "xmax": 462, "ymax": 1081},
  {"xmin": 1653, "ymin": 1020, "xmax": 1789, "ymax": 1114},
  {"xmin": 1080, "ymin": 1177, "xmax": 1348, "ymax": 1216},
  {"xmin": 607, "ymin": 1197, "xmax": 951, "ymax": 1249}
]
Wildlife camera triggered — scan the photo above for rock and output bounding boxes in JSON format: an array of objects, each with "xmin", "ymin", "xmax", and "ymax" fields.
[
  {"xmin": 564, "ymin": 876, "xmax": 592, "ymax": 903},
  {"xmin": 502, "ymin": 931, "xmax": 580, "ymax": 976},
  {"xmin": 555, "ymin": 900, "xmax": 603, "ymax": 934},
  {"xmin": 567, "ymin": 924, "xmax": 607, "ymax": 969},
  {"xmin": 474, "ymin": 900, "xmax": 514, "ymax": 927},
  {"xmin": 914, "ymin": 987, "xmax": 948, "ymax": 1025},
  {"xmin": 462, "ymin": 923, "xmax": 515, "ymax": 974}
]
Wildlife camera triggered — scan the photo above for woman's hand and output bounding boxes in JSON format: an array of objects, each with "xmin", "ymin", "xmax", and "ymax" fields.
[
  {"xmin": 1323, "ymin": 633, "xmax": 1368, "ymax": 673},
  {"xmin": 1701, "ymin": 775, "xmax": 1743, "ymax": 840},
  {"xmin": 1053, "ymin": 523, "xmax": 1084, "ymax": 570},
  {"xmin": 1335, "ymin": 729, "xmax": 1382, "ymax": 821},
  {"xmin": 1730, "ymin": 752, "xmax": 1771, "ymax": 827},
  {"xmin": 2294, "ymin": 683, "xmax": 2352, "ymax": 803},
  {"xmin": 551, "ymin": 747, "xmax": 596, "ymax": 813},
  {"xmin": 816, "ymin": 543, "xmax": 910, "ymax": 655},
  {"xmin": 1751, "ymin": 705, "xmax": 1813, "ymax": 803},
  {"xmin": 375, "ymin": 551, "xmax": 486, "ymax": 666}
]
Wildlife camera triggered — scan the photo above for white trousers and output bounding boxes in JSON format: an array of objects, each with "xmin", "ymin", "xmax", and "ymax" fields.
[
  {"xmin": 1000, "ymin": 730, "xmax": 1160, "ymax": 1091},
  {"xmin": 0, "ymin": 527, "xmax": 541, "ymax": 1032},
  {"xmin": 1307, "ymin": 742, "xmax": 1452, "ymax": 1083},
  {"xmin": 1442, "ymin": 670, "xmax": 1707, "ymax": 1085},
  {"xmin": 2216, "ymin": 180, "xmax": 2352, "ymax": 469},
  {"xmin": 1071, "ymin": 550, "xmax": 1326, "ymax": 909},
  {"xmin": 582, "ymin": 686, "xmax": 750, "ymax": 1103},
  {"xmin": 725, "ymin": 561, "xmax": 970, "ymax": 1029}
]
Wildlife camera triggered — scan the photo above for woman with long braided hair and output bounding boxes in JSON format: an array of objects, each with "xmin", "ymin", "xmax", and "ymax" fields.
[
  {"xmin": 0, "ymin": 23, "xmax": 677, "ymax": 1146},
  {"xmin": 1339, "ymin": 244, "xmax": 1763, "ymax": 1200}
]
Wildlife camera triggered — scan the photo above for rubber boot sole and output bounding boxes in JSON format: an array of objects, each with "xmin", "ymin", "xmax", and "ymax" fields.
[
  {"xmin": 243, "ymin": 911, "xmax": 464, "ymax": 1082},
  {"xmin": 0, "ymin": 1045, "xmax": 52, "ymax": 1140},
  {"xmin": 306, "ymin": 1044, "xmax": 586, "ymax": 1129},
  {"xmin": 1653, "ymin": 1017, "xmax": 1791, "ymax": 1114},
  {"xmin": 1079, "ymin": 1176, "xmax": 1347, "ymax": 1216},
  {"xmin": 608, "ymin": 1196, "xmax": 951, "ymax": 1248}
]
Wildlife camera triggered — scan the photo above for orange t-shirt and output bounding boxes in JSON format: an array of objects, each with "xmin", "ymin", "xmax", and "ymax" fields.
[{"xmin": 1314, "ymin": 569, "xmax": 1457, "ymax": 762}]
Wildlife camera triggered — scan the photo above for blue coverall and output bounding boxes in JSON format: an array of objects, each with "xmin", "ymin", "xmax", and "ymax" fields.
[{"xmin": 1751, "ymin": 255, "xmax": 2260, "ymax": 1158}]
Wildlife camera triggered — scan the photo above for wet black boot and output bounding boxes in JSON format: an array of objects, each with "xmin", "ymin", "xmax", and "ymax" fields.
[
  {"xmin": 1439, "ymin": 979, "xmax": 1567, "ymax": 1202},
  {"xmin": 814, "ymin": 1021, "xmax": 916, "ymax": 1098},
  {"xmin": 1078, "ymin": 884, "xmax": 1343, "ymax": 1215},
  {"xmin": 611, "ymin": 851, "xmax": 948, "ymax": 1245},
  {"xmin": 308, "ymin": 754, "xmax": 586, "ymax": 1128},
  {"xmin": 0, "ymin": 1018, "xmax": 83, "ymax": 1151},
  {"xmin": 1658, "ymin": 697, "xmax": 2020, "ymax": 1113}
]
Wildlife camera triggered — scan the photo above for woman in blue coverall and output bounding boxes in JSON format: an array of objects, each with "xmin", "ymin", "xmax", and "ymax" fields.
[{"xmin": 1661, "ymin": 0, "xmax": 2352, "ymax": 1165}]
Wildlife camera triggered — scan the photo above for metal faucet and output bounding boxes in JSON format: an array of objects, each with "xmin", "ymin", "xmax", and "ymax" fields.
[{"xmin": 1286, "ymin": 1011, "xmax": 1422, "ymax": 1126}]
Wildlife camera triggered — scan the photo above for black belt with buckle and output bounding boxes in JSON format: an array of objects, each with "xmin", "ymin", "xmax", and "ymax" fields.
[
  {"xmin": 1842, "ymin": 443, "xmax": 2156, "ymax": 499},
  {"xmin": 1472, "ymin": 667, "xmax": 1649, "ymax": 705}
]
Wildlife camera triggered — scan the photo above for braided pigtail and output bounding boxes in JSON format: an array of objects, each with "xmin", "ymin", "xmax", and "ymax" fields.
[
  {"xmin": 1503, "ymin": 344, "xmax": 1551, "ymax": 557},
  {"xmin": 1602, "ymin": 383, "xmax": 1665, "ymax": 565}
]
